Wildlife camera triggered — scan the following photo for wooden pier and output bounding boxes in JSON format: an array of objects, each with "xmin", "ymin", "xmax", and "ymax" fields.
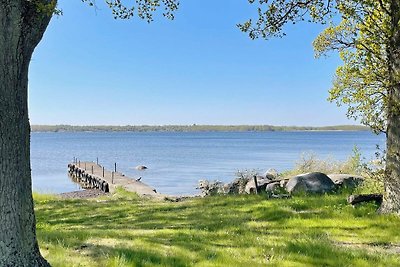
[{"xmin": 68, "ymin": 161, "xmax": 166, "ymax": 199}]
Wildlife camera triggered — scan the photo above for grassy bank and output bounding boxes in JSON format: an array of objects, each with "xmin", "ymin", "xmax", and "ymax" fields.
[{"xmin": 35, "ymin": 189, "xmax": 400, "ymax": 267}]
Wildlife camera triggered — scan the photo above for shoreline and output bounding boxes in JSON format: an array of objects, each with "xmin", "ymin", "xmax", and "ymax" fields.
[
  {"xmin": 31, "ymin": 124, "xmax": 370, "ymax": 133},
  {"xmin": 56, "ymin": 188, "xmax": 199, "ymax": 201},
  {"xmin": 57, "ymin": 189, "xmax": 109, "ymax": 199}
]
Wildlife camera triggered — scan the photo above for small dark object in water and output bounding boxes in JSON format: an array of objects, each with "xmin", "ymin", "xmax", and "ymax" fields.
[{"xmin": 135, "ymin": 165, "xmax": 148, "ymax": 170}]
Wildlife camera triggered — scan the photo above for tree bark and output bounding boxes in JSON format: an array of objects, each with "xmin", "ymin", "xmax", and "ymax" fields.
[
  {"xmin": 380, "ymin": 1, "xmax": 400, "ymax": 214},
  {"xmin": 0, "ymin": 1, "xmax": 53, "ymax": 265}
]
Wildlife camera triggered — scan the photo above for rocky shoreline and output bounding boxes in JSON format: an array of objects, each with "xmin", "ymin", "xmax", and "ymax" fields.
[
  {"xmin": 58, "ymin": 189, "xmax": 109, "ymax": 199},
  {"xmin": 197, "ymin": 169, "xmax": 365, "ymax": 197}
]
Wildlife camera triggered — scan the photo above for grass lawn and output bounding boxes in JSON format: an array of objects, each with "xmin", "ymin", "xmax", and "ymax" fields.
[{"xmin": 34, "ymin": 189, "xmax": 400, "ymax": 267}]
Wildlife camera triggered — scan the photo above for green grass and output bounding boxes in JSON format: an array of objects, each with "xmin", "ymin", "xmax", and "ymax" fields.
[{"xmin": 35, "ymin": 189, "xmax": 400, "ymax": 267}]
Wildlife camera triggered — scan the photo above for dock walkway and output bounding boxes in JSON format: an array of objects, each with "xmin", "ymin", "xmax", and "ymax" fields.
[{"xmin": 68, "ymin": 161, "xmax": 167, "ymax": 199}]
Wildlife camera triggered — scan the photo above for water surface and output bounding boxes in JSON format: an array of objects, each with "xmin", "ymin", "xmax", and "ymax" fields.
[{"xmin": 31, "ymin": 131, "xmax": 385, "ymax": 195}]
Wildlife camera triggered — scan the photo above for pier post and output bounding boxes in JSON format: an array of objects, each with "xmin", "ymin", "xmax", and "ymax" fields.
[
  {"xmin": 102, "ymin": 166, "xmax": 105, "ymax": 177},
  {"xmin": 96, "ymin": 157, "xmax": 98, "ymax": 165},
  {"xmin": 78, "ymin": 160, "xmax": 80, "ymax": 167},
  {"xmin": 253, "ymin": 175, "xmax": 259, "ymax": 194},
  {"xmin": 112, "ymin": 172, "xmax": 114, "ymax": 184},
  {"xmin": 114, "ymin": 162, "xmax": 117, "ymax": 173},
  {"xmin": 91, "ymin": 165, "xmax": 94, "ymax": 174}
]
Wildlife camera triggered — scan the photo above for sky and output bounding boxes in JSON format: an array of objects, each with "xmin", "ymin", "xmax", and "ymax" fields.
[{"xmin": 29, "ymin": 0, "xmax": 352, "ymax": 126}]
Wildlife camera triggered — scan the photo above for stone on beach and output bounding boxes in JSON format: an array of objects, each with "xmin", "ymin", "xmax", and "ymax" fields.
[
  {"xmin": 286, "ymin": 172, "xmax": 336, "ymax": 194},
  {"xmin": 244, "ymin": 175, "xmax": 271, "ymax": 194},
  {"xmin": 327, "ymin": 174, "xmax": 364, "ymax": 189},
  {"xmin": 264, "ymin": 168, "xmax": 278, "ymax": 180},
  {"xmin": 197, "ymin": 180, "xmax": 225, "ymax": 196},
  {"xmin": 223, "ymin": 177, "xmax": 248, "ymax": 194},
  {"xmin": 266, "ymin": 181, "xmax": 283, "ymax": 194}
]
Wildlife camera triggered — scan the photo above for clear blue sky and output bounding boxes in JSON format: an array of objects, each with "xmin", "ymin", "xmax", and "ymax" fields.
[{"xmin": 29, "ymin": 0, "xmax": 352, "ymax": 126}]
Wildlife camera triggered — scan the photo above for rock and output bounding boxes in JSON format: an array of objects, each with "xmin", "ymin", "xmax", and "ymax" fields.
[
  {"xmin": 327, "ymin": 174, "xmax": 364, "ymax": 189},
  {"xmin": 347, "ymin": 194, "xmax": 383, "ymax": 206},
  {"xmin": 280, "ymin": 179, "xmax": 289, "ymax": 188},
  {"xmin": 165, "ymin": 195, "xmax": 197, "ymax": 202},
  {"xmin": 264, "ymin": 168, "xmax": 278, "ymax": 180},
  {"xmin": 266, "ymin": 181, "xmax": 284, "ymax": 194},
  {"xmin": 135, "ymin": 165, "xmax": 148, "ymax": 170},
  {"xmin": 224, "ymin": 177, "xmax": 249, "ymax": 194},
  {"xmin": 197, "ymin": 180, "xmax": 209, "ymax": 190},
  {"xmin": 197, "ymin": 180, "xmax": 224, "ymax": 196},
  {"xmin": 286, "ymin": 172, "xmax": 336, "ymax": 195},
  {"xmin": 58, "ymin": 189, "xmax": 108, "ymax": 199},
  {"xmin": 269, "ymin": 194, "xmax": 291, "ymax": 199},
  {"xmin": 245, "ymin": 176, "xmax": 270, "ymax": 194}
]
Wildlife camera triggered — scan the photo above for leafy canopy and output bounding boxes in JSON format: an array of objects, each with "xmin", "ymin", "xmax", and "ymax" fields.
[
  {"xmin": 32, "ymin": 0, "xmax": 179, "ymax": 21},
  {"xmin": 80, "ymin": 0, "xmax": 179, "ymax": 21}
]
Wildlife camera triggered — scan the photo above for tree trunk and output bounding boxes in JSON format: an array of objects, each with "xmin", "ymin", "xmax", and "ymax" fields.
[
  {"xmin": 380, "ymin": 1, "xmax": 400, "ymax": 214},
  {"xmin": 383, "ymin": 96, "xmax": 400, "ymax": 214},
  {"xmin": 0, "ymin": 1, "xmax": 53, "ymax": 266}
]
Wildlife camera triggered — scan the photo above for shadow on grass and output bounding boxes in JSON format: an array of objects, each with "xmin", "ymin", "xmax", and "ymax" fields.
[
  {"xmin": 94, "ymin": 245, "xmax": 188, "ymax": 267},
  {"xmin": 280, "ymin": 238, "xmax": 396, "ymax": 266},
  {"xmin": 35, "ymin": 192, "xmax": 400, "ymax": 266}
]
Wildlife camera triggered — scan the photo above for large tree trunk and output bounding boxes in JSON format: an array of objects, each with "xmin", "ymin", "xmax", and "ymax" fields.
[
  {"xmin": 380, "ymin": 1, "xmax": 400, "ymax": 214},
  {"xmin": 0, "ymin": 1, "xmax": 53, "ymax": 265}
]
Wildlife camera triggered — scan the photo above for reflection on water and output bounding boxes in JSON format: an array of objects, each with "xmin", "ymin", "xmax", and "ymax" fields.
[{"xmin": 68, "ymin": 174, "xmax": 84, "ymax": 190}]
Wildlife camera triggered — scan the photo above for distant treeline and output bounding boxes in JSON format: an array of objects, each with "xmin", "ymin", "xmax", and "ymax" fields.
[{"xmin": 31, "ymin": 124, "xmax": 370, "ymax": 132}]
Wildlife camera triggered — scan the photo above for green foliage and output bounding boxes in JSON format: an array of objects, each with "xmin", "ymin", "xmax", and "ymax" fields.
[
  {"xmin": 238, "ymin": 0, "xmax": 334, "ymax": 39},
  {"xmin": 34, "ymin": 190, "xmax": 400, "ymax": 266},
  {"xmin": 30, "ymin": 0, "xmax": 62, "ymax": 16},
  {"xmin": 356, "ymin": 147, "xmax": 386, "ymax": 194},
  {"xmin": 314, "ymin": 2, "xmax": 390, "ymax": 133},
  {"xmin": 81, "ymin": 0, "xmax": 179, "ymax": 21},
  {"xmin": 34, "ymin": 0, "xmax": 179, "ymax": 22},
  {"xmin": 284, "ymin": 146, "xmax": 363, "ymax": 176}
]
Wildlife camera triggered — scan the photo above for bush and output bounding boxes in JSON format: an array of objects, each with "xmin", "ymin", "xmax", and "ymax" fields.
[{"xmin": 284, "ymin": 146, "xmax": 363, "ymax": 177}]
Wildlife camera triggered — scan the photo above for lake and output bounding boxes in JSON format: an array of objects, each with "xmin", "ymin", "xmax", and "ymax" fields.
[{"xmin": 31, "ymin": 131, "xmax": 385, "ymax": 195}]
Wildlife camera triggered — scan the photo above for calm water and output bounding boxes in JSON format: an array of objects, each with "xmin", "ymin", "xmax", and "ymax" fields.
[{"xmin": 31, "ymin": 131, "xmax": 385, "ymax": 195}]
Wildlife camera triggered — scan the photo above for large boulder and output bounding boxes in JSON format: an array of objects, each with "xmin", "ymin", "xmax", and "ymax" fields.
[
  {"xmin": 245, "ymin": 176, "xmax": 270, "ymax": 194},
  {"xmin": 264, "ymin": 168, "xmax": 279, "ymax": 180},
  {"xmin": 327, "ymin": 174, "xmax": 364, "ymax": 189},
  {"xmin": 286, "ymin": 172, "xmax": 336, "ymax": 194}
]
